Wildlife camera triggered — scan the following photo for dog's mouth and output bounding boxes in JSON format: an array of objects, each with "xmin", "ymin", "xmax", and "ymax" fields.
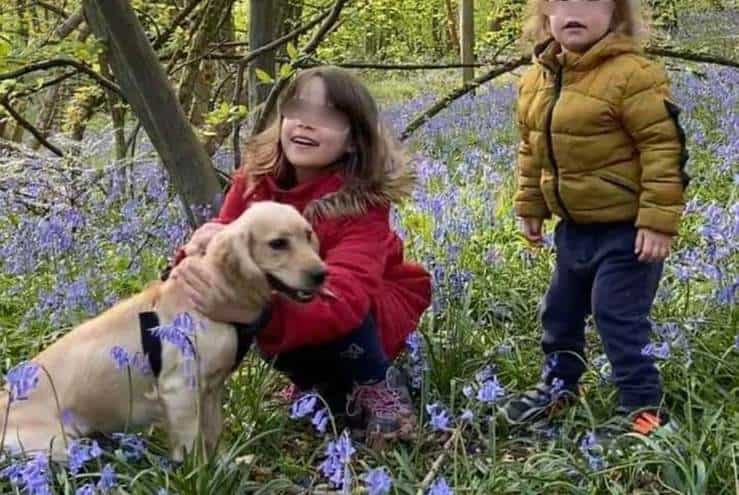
[
  {"xmin": 564, "ymin": 21, "xmax": 587, "ymax": 30},
  {"xmin": 266, "ymin": 273, "xmax": 317, "ymax": 302}
]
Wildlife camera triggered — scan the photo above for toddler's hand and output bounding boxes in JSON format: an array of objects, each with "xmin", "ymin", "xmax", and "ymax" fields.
[
  {"xmin": 635, "ymin": 228, "xmax": 673, "ymax": 263},
  {"xmin": 519, "ymin": 217, "xmax": 544, "ymax": 245}
]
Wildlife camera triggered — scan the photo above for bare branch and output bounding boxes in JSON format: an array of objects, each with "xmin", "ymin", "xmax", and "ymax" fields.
[
  {"xmin": 400, "ymin": 55, "xmax": 530, "ymax": 141},
  {"xmin": 0, "ymin": 58, "xmax": 124, "ymax": 99},
  {"xmin": 236, "ymin": 7, "xmax": 330, "ymax": 68},
  {"xmin": 54, "ymin": 8, "xmax": 84, "ymax": 39},
  {"xmin": 0, "ymin": 97, "xmax": 64, "ymax": 156},
  {"xmin": 33, "ymin": 0, "xmax": 69, "ymax": 17},
  {"xmin": 645, "ymin": 46, "xmax": 739, "ymax": 69},
  {"xmin": 252, "ymin": 0, "xmax": 350, "ymax": 135},
  {"xmin": 11, "ymin": 70, "xmax": 76, "ymax": 99},
  {"xmin": 152, "ymin": 0, "xmax": 206, "ymax": 50}
]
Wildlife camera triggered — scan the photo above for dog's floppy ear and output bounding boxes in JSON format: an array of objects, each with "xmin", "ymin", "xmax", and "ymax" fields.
[{"xmin": 210, "ymin": 229, "xmax": 263, "ymax": 289}]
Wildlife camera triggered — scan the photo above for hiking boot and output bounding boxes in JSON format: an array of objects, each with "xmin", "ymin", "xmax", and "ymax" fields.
[
  {"xmin": 347, "ymin": 367, "xmax": 417, "ymax": 449},
  {"xmin": 617, "ymin": 408, "xmax": 676, "ymax": 436},
  {"xmin": 501, "ymin": 381, "xmax": 578, "ymax": 424}
]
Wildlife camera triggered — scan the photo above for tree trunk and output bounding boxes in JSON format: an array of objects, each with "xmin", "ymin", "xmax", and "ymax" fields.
[
  {"xmin": 179, "ymin": 0, "xmax": 233, "ymax": 126},
  {"xmin": 83, "ymin": 0, "xmax": 221, "ymax": 226},
  {"xmin": 460, "ymin": 0, "xmax": 474, "ymax": 84},
  {"xmin": 443, "ymin": 0, "xmax": 460, "ymax": 52},
  {"xmin": 248, "ymin": 0, "xmax": 279, "ymax": 109},
  {"xmin": 99, "ymin": 54, "xmax": 127, "ymax": 160}
]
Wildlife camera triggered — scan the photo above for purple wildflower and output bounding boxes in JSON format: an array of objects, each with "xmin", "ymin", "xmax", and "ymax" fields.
[
  {"xmin": 579, "ymin": 431, "xmax": 606, "ymax": 471},
  {"xmin": 319, "ymin": 430, "xmax": 355, "ymax": 491},
  {"xmin": 76, "ymin": 484, "xmax": 96, "ymax": 495},
  {"xmin": 0, "ymin": 452, "xmax": 51, "ymax": 495},
  {"xmin": 428, "ymin": 476, "xmax": 454, "ymax": 495},
  {"xmin": 312, "ymin": 408, "xmax": 329, "ymax": 434},
  {"xmin": 426, "ymin": 403, "xmax": 451, "ymax": 431},
  {"xmin": 459, "ymin": 409, "xmax": 474, "ymax": 423},
  {"xmin": 289, "ymin": 394, "xmax": 318, "ymax": 419},
  {"xmin": 363, "ymin": 467, "xmax": 393, "ymax": 495},
  {"xmin": 97, "ymin": 463, "xmax": 117, "ymax": 492},
  {"xmin": 67, "ymin": 439, "xmax": 103, "ymax": 474},
  {"xmin": 5, "ymin": 361, "xmax": 40, "ymax": 402},
  {"xmin": 476, "ymin": 376, "xmax": 505, "ymax": 404},
  {"xmin": 641, "ymin": 342, "xmax": 671, "ymax": 360}
]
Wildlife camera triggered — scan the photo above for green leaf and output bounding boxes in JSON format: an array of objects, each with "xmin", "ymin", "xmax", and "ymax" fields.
[
  {"xmin": 278, "ymin": 64, "xmax": 294, "ymax": 79},
  {"xmin": 255, "ymin": 68, "xmax": 274, "ymax": 83}
]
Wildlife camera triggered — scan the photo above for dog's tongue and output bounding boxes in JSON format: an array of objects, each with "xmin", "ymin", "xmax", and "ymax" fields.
[{"xmin": 318, "ymin": 287, "xmax": 337, "ymax": 299}]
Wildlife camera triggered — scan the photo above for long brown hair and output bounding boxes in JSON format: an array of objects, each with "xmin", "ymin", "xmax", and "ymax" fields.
[
  {"xmin": 521, "ymin": 0, "xmax": 650, "ymax": 46},
  {"xmin": 240, "ymin": 66, "xmax": 410, "ymax": 210}
]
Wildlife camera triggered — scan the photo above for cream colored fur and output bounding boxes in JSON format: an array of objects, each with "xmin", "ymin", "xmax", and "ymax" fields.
[{"xmin": 0, "ymin": 201, "xmax": 324, "ymax": 462}]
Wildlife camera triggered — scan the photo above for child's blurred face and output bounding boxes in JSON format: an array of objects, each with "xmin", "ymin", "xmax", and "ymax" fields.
[
  {"xmin": 545, "ymin": 0, "xmax": 615, "ymax": 53},
  {"xmin": 280, "ymin": 76, "xmax": 353, "ymax": 180}
]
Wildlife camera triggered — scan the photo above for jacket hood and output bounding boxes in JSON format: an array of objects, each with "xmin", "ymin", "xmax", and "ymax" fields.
[{"xmin": 261, "ymin": 149, "xmax": 416, "ymax": 221}]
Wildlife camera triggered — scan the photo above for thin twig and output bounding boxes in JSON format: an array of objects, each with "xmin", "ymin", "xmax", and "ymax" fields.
[
  {"xmin": 0, "ymin": 97, "xmax": 64, "ymax": 156},
  {"xmin": 416, "ymin": 427, "xmax": 463, "ymax": 495},
  {"xmin": 10, "ymin": 70, "xmax": 76, "ymax": 99},
  {"xmin": 152, "ymin": 0, "xmax": 206, "ymax": 50},
  {"xmin": 0, "ymin": 58, "xmax": 124, "ymax": 98},
  {"xmin": 400, "ymin": 55, "xmax": 530, "ymax": 141},
  {"xmin": 252, "ymin": 0, "xmax": 350, "ymax": 135}
]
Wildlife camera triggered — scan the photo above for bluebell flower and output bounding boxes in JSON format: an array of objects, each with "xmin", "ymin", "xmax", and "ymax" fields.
[
  {"xmin": 289, "ymin": 394, "xmax": 317, "ymax": 419},
  {"xmin": 0, "ymin": 453, "xmax": 51, "ymax": 495},
  {"xmin": 579, "ymin": 431, "xmax": 606, "ymax": 471},
  {"xmin": 363, "ymin": 467, "xmax": 393, "ymax": 495},
  {"xmin": 476, "ymin": 376, "xmax": 505, "ymax": 404},
  {"xmin": 428, "ymin": 476, "xmax": 454, "ymax": 495},
  {"xmin": 67, "ymin": 439, "xmax": 103, "ymax": 474},
  {"xmin": 641, "ymin": 342, "xmax": 670, "ymax": 360},
  {"xmin": 5, "ymin": 361, "xmax": 40, "ymax": 402},
  {"xmin": 97, "ymin": 463, "xmax": 117, "ymax": 492},
  {"xmin": 319, "ymin": 430, "xmax": 355, "ymax": 491},
  {"xmin": 311, "ymin": 408, "xmax": 329, "ymax": 434},
  {"xmin": 75, "ymin": 484, "xmax": 96, "ymax": 495},
  {"xmin": 426, "ymin": 403, "xmax": 451, "ymax": 431},
  {"xmin": 459, "ymin": 409, "xmax": 474, "ymax": 423}
]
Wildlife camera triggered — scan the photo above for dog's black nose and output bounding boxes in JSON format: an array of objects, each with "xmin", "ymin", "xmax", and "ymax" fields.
[{"xmin": 309, "ymin": 267, "xmax": 327, "ymax": 286}]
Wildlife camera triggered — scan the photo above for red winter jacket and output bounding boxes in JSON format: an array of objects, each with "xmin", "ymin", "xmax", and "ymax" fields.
[{"xmin": 178, "ymin": 170, "xmax": 431, "ymax": 360}]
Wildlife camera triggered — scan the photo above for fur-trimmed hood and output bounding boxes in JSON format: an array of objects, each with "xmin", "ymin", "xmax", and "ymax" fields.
[{"xmin": 245, "ymin": 155, "xmax": 416, "ymax": 222}]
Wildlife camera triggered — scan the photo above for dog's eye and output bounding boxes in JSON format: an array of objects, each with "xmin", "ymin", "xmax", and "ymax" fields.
[{"xmin": 269, "ymin": 238, "xmax": 289, "ymax": 250}]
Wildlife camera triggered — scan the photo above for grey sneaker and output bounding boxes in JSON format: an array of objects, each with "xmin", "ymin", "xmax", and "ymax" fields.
[
  {"xmin": 347, "ymin": 367, "xmax": 417, "ymax": 449},
  {"xmin": 501, "ymin": 381, "xmax": 578, "ymax": 424}
]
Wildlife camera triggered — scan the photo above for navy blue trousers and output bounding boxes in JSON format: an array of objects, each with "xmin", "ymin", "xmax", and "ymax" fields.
[
  {"xmin": 271, "ymin": 314, "xmax": 389, "ymax": 400},
  {"xmin": 541, "ymin": 221, "xmax": 664, "ymax": 410}
]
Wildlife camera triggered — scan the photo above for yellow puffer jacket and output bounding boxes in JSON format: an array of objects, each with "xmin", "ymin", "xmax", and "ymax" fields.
[{"xmin": 514, "ymin": 32, "xmax": 689, "ymax": 235}]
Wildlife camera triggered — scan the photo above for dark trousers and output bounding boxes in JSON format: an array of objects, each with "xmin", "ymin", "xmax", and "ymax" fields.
[
  {"xmin": 270, "ymin": 314, "xmax": 389, "ymax": 406},
  {"xmin": 541, "ymin": 221, "xmax": 664, "ymax": 410}
]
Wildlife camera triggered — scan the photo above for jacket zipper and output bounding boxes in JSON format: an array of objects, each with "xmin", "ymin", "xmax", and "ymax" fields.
[{"xmin": 544, "ymin": 67, "xmax": 573, "ymax": 221}]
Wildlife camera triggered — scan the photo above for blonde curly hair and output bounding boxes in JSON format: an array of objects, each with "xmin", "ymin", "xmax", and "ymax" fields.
[{"xmin": 521, "ymin": 0, "xmax": 651, "ymax": 46}]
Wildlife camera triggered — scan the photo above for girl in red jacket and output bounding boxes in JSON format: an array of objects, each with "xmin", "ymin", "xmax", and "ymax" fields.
[{"xmin": 170, "ymin": 66, "xmax": 431, "ymax": 446}]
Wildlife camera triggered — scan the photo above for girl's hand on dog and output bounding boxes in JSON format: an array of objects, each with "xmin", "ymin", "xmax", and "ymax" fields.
[
  {"xmin": 519, "ymin": 217, "xmax": 544, "ymax": 246},
  {"xmin": 183, "ymin": 222, "xmax": 226, "ymax": 256},
  {"xmin": 171, "ymin": 257, "xmax": 255, "ymax": 324}
]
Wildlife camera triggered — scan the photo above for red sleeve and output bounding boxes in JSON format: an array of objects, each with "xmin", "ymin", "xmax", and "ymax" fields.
[{"xmin": 257, "ymin": 208, "xmax": 389, "ymax": 354}]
